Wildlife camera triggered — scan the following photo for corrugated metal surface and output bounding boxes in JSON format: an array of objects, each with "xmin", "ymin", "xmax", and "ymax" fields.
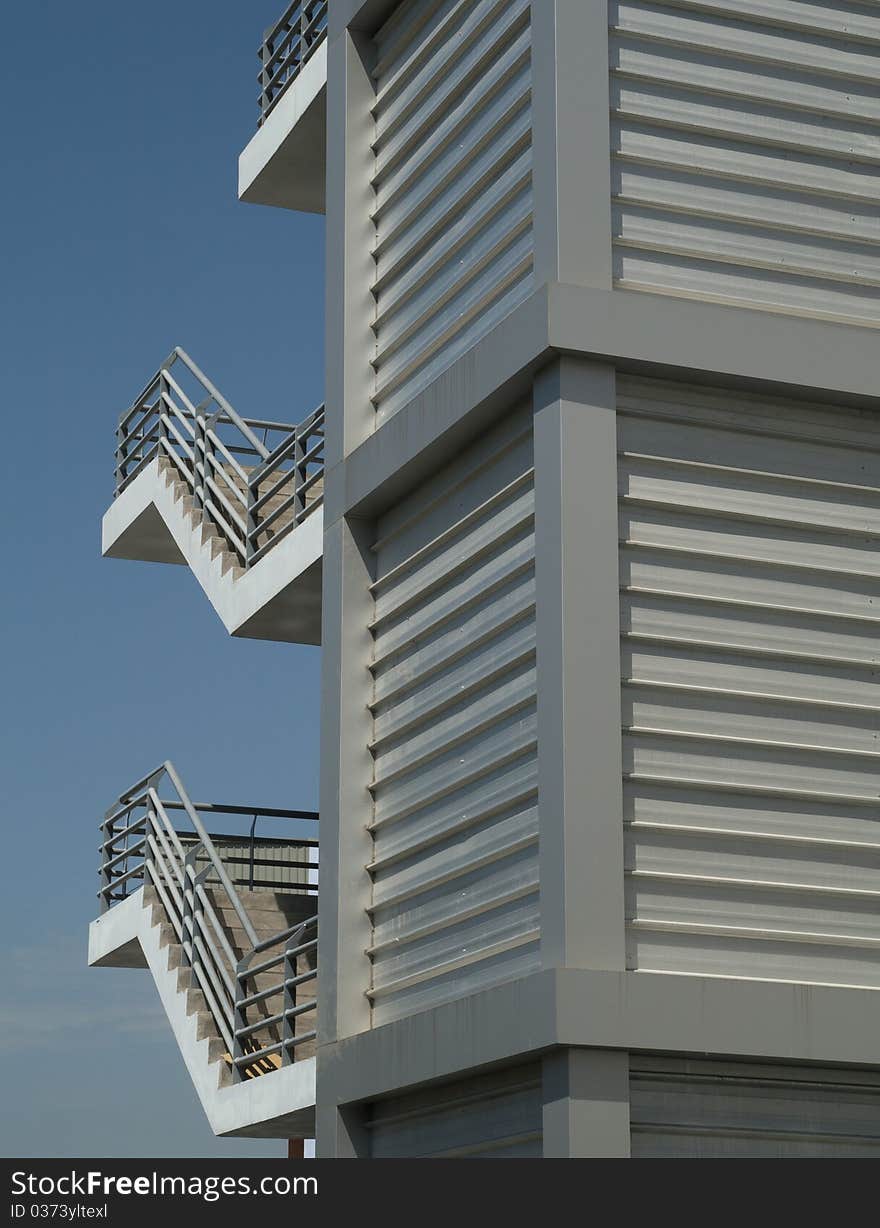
[
  {"xmin": 618, "ymin": 375, "xmax": 880, "ymax": 988},
  {"xmin": 610, "ymin": 0, "xmax": 880, "ymax": 325},
  {"xmin": 631, "ymin": 1055, "xmax": 880, "ymax": 1156},
  {"xmin": 367, "ymin": 404, "xmax": 539, "ymax": 1024},
  {"xmin": 367, "ymin": 1063, "xmax": 542, "ymax": 1157},
  {"xmin": 371, "ymin": 0, "xmax": 534, "ymax": 423}
]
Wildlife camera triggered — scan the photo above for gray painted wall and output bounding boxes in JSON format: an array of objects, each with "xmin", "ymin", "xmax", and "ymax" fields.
[
  {"xmin": 610, "ymin": 0, "xmax": 880, "ymax": 325},
  {"xmin": 371, "ymin": 0, "xmax": 535, "ymax": 421},
  {"xmin": 314, "ymin": 0, "xmax": 880, "ymax": 1157},
  {"xmin": 630, "ymin": 1054, "xmax": 880, "ymax": 1156},
  {"xmin": 618, "ymin": 375, "xmax": 880, "ymax": 988},
  {"xmin": 368, "ymin": 402, "xmax": 539, "ymax": 1023},
  {"xmin": 366, "ymin": 1062, "xmax": 543, "ymax": 1157}
]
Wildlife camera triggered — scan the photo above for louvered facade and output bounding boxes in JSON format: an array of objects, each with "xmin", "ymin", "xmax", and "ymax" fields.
[
  {"xmin": 619, "ymin": 376, "xmax": 880, "ymax": 989},
  {"xmin": 631, "ymin": 1056, "xmax": 880, "ymax": 1157},
  {"xmin": 247, "ymin": 0, "xmax": 880, "ymax": 1157},
  {"xmin": 367, "ymin": 405, "xmax": 539, "ymax": 1024},
  {"xmin": 371, "ymin": 0, "xmax": 534, "ymax": 422},
  {"xmin": 610, "ymin": 0, "xmax": 880, "ymax": 325},
  {"xmin": 366, "ymin": 1063, "xmax": 542, "ymax": 1157}
]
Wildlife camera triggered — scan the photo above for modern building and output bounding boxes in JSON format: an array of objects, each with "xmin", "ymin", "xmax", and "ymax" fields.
[{"xmin": 89, "ymin": 0, "xmax": 880, "ymax": 1157}]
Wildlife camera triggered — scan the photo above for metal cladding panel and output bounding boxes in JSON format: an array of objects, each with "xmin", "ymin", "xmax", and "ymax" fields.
[
  {"xmin": 609, "ymin": 0, "xmax": 880, "ymax": 326},
  {"xmin": 371, "ymin": 0, "xmax": 534, "ymax": 422},
  {"xmin": 367, "ymin": 1063, "xmax": 542, "ymax": 1157},
  {"xmin": 618, "ymin": 375, "xmax": 880, "ymax": 988},
  {"xmin": 631, "ymin": 1056, "xmax": 880, "ymax": 1157},
  {"xmin": 368, "ymin": 404, "xmax": 539, "ymax": 1024}
]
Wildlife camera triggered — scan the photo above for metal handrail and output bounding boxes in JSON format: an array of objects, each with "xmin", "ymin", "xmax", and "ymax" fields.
[
  {"xmin": 257, "ymin": 1, "xmax": 328, "ymax": 127},
  {"xmin": 113, "ymin": 348, "xmax": 324, "ymax": 571},
  {"xmin": 98, "ymin": 762, "xmax": 319, "ymax": 1082}
]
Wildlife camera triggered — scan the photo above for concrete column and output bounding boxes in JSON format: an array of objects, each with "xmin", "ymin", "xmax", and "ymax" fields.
[
  {"xmin": 531, "ymin": 0, "xmax": 613, "ymax": 289},
  {"xmin": 316, "ymin": 1098, "xmax": 369, "ymax": 1159},
  {"xmin": 325, "ymin": 27, "xmax": 376, "ymax": 467},
  {"xmin": 534, "ymin": 358, "xmax": 626, "ymax": 971},
  {"xmin": 317, "ymin": 511, "xmax": 375, "ymax": 1048},
  {"xmin": 542, "ymin": 1048, "xmax": 631, "ymax": 1157}
]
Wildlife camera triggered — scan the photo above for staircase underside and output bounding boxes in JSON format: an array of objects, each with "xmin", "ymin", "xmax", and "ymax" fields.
[
  {"xmin": 88, "ymin": 890, "xmax": 316, "ymax": 1139},
  {"xmin": 102, "ymin": 458, "xmax": 322, "ymax": 644}
]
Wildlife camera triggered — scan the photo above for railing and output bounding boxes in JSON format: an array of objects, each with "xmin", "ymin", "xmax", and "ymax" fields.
[
  {"xmin": 114, "ymin": 347, "xmax": 324, "ymax": 570},
  {"xmin": 258, "ymin": 0, "xmax": 329, "ymax": 126},
  {"xmin": 98, "ymin": 762, "xmax": 319, "ymax": 1081}
]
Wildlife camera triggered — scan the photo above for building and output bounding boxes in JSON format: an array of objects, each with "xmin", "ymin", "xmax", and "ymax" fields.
[{"xmin": 89, "ymin": 0, "xmax": 880, "ymax": 1157}]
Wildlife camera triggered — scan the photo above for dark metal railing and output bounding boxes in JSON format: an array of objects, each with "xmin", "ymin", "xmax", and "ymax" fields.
[
  {"xmin": 98, "ymin": 762, "xmax": 319, "ymax": 1080},
  {"xmin": 258, "ymin": 0, "xmax": 329, "ymax": 126},
  {"xmin": 114, "ymin": 347, "xmax": 325, "ymax": 569}
]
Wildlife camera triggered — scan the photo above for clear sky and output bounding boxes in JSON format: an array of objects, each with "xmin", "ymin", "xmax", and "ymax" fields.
[{"xmin": 0, "ymin": 3, "xmax": 325, "ymax": 1156}]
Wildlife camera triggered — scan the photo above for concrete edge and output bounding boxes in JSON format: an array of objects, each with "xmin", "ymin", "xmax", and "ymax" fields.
[
  {"xmin": 101, "ymin": 460, "xmax": 324, "ymax": 640},
  {"xmin": 89, "ymin": 890, "xmax": 316, "ymax": 1138}
]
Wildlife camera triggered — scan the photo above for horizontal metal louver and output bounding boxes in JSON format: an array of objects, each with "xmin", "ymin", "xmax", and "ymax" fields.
[
  {"xmin": 610, "ymin": 0, "xmax": 880, "ymax": 326},
  {"xmin": 368, "ymin": 404, "xmax": 539, "ymax": 1024},
  {"xmin": 631, "ymin": 1056, "xmax": 880, "ymax": 1156},
  {"xmin": 367, "ymin": 1063, "xmax": 542, "ymax": 1157},
  {"xmin": 371, "ymin": 0, "xmax": 535, "ymax": 423},
  {"xmin": 618, "ymin": 375, "xmax": 880, "ymax": 989}
]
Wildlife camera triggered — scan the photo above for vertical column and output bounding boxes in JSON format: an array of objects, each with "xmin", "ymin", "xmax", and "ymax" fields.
[
  {"xmin": 317, "ymin": 511, "xmax": 375, "ymax": 1047},
  {"xmin": 324, "ymin": 25, "xmax": 377, "ymax": 468},
  {"xmin": 543, "ymin": 1049, "xmax": 631, "ymax": 1157},
  {"xmin": 534, "ymin": 357, "xmax": 625, "ymax": 971},
  {"xmin": 531, "ymin": 0, "xmax": 613, "ymax": 289},
  {"xmin": 315, "ymin": 1100, "xmax": 369, "ymax": 1159}
]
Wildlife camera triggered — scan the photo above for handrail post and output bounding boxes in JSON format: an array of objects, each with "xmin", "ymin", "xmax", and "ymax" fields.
[
  {"xmin": 99, "ymin": 807, "xmax": 117, "ymax": 913},
  {"xmin": 193, "ymin": 413, "xmax": 205, "ymax": 514},
  {"xmin": 189, "ymin": 862, "xmax": 211, "ymax": 991},
  {"xmin": 158, "ymin": 370, "xmax": 169, "ymax": 454},
  {"xmin": 248, "ymin": 813, "xmax": 258, "ymax": 892},
  {"xmin": 281, "ymin": 936, "xmax": 296, "ymax": 1066},
  {"xmin": 246, "ymin": 475, "xmax": 258, "ymax": 565},
  {"xmin": 181, "ymin": 843, "xmax": 201, "ymax": 972},
  {"xmin": 232, "ymin": 955, "xmax": 251, "ymax": 1083},
  {"xmin": 142, "ymin": 796, "xmax": 155, "ymax": 895},
  {"xmin": 294, "ymin": 426, "xmax": 307, "ymax": 524}
]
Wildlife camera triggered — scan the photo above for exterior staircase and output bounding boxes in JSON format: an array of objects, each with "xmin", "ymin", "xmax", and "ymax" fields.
[
  {"xmin": 88, "ymin": 762, "xmax": 319, "ymax": 1139},
  {"xmin": 101, "ymin": 348, "xmax": 324, "ymax": 644}
]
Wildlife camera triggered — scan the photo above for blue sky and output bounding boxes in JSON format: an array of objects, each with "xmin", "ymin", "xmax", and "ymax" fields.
[{"xmin": 0, "ymin": 3, "xmax": 325, "ymax": 1156}]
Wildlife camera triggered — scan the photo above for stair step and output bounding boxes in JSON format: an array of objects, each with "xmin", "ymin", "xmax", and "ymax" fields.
[
  {"xmin": 186, "ymin": 987, "xmax": 207, "ymax": 1017},
  {"xmin": 195, "ymin": 1010, "xmax": 219, "ymax": 1042}
]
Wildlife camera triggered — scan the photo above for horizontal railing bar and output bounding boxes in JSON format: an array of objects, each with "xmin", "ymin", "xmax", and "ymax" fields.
[
  {"xmin": 100, "ymin": 816, "xmax": 147, "ymax": 851},
  {"xmin": 252, "ymin": 916, "xmax": 317, "ymax": 957},
  {"xmin": 116, "ymin": 441, "xmax": 160, "ymax": 491},
  {"xmin": 250, "ymin": 465, "xmax": 295, "ymax": 515},
  {"xmin": 240, "ymin": 933, "xmax": 319, "ymax": 982},
  {"xmin": 251, "ymin": 490, "xmax": 296, "ymax": 538},
  {"xmin": 157, "ymin": 800, "xmax": 318, "ymax": 821},
  {"xmin": 247, "ymin": 518, "xmax": 297, "ymax": 566},
  {"xmin": 96, "ymin": 861, "xmax": 144, "ymax": 896},
  {"xmin": 119, "ymin": 766, "xmax": 166, "ymax": 806},
  {"xmin": 237, "ymin": 981, "xmax": 285, "ymax": 1010},
  {"xmin": 233, "ymin": 1040, "xmax": 283, "ymax": 1066},
  {"xmin": 104, "ymin": 836, "xmax": 147, "ymax": 873},
  {"xmin": 235, "ymin": 1010, "xmax": 285, "ymax": 1040}
]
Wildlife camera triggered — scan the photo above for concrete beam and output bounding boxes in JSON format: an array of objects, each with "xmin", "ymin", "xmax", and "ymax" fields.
[
  {"xmin": 317, "ymin": 966, "xmax": 880, "ymax": 1110},
  {"xmin": 327, "ymin": 282, "xmax": 880, "ymax": 528}
]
